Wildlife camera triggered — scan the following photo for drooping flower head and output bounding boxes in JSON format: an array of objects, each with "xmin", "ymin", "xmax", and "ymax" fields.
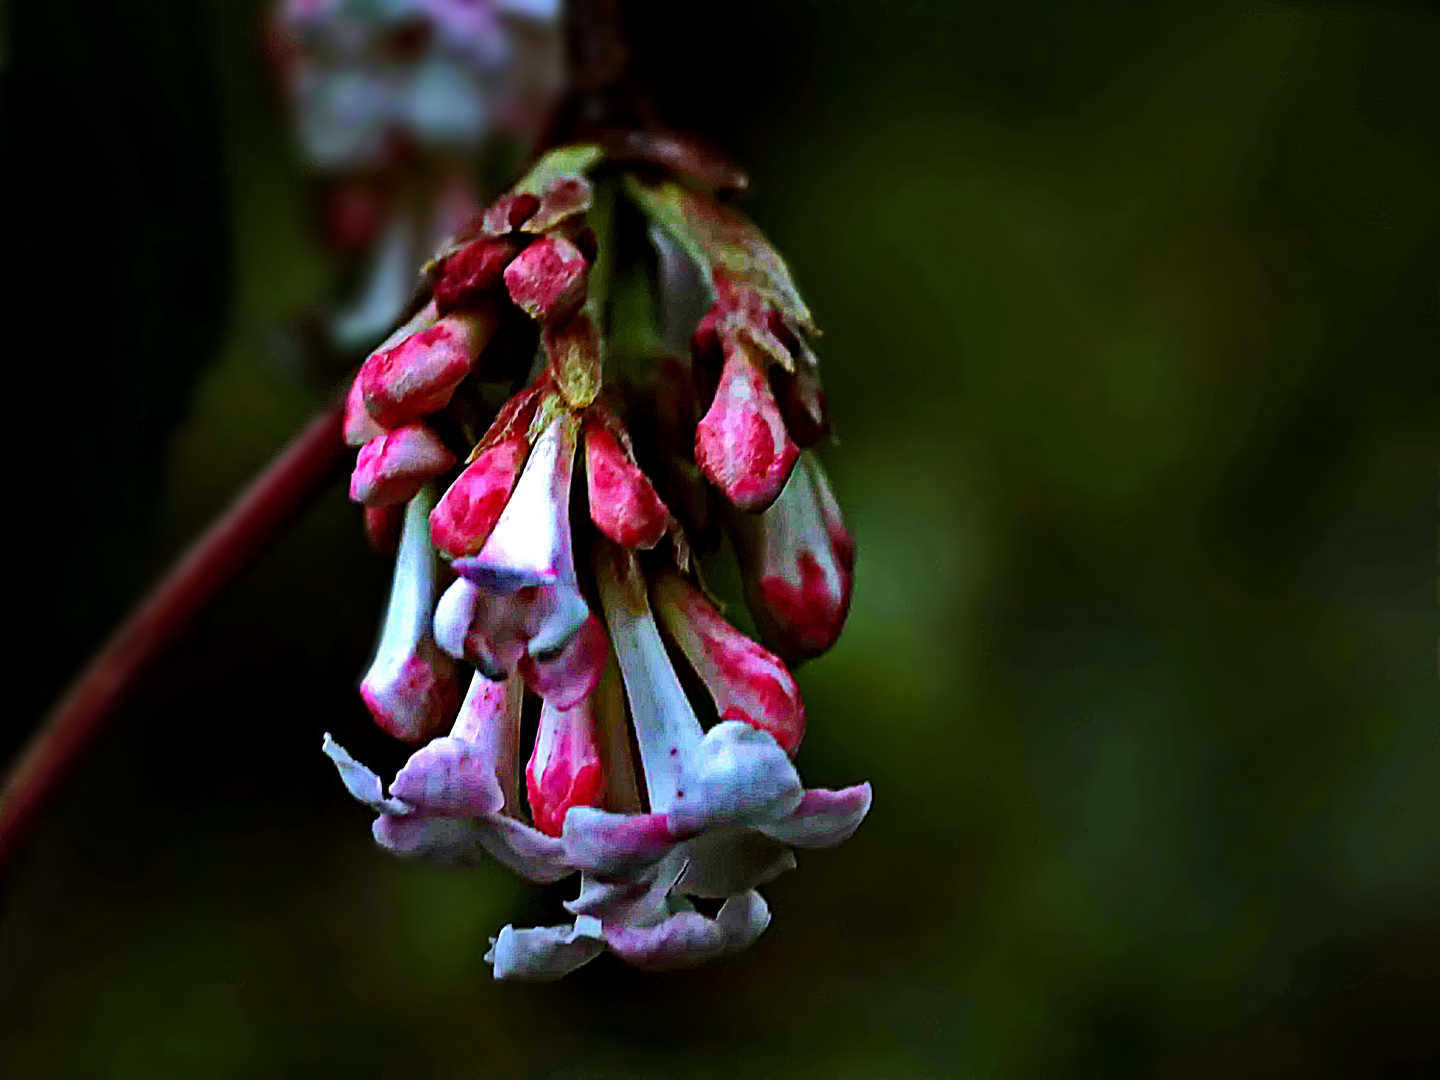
[{"xmin": 327, "ymin": 139, "xmax": 867, "ymax": 979}]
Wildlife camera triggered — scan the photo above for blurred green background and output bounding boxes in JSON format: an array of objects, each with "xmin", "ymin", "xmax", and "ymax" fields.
[{"xmin": 2, "ymin": 1, "xmax": 1437, "ymax": 1076}]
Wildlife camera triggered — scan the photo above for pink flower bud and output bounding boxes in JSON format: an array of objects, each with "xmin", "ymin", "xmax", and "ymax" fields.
[
  {"xmin": 360, "ymin": 491, "xmax": 462, "ymax": 742},
  {"xmin": 358, "ymin": 310, "xmax": 494, "ymax": 428},
  {"xmin": 694, "ymin": 337, "xmax": 798, "ymax": 512},
  {"xmin": 434, "ymin": 236, "xmax": 520, "ymax": 315},
  {"xmin": 503, "ymin": 235, "xmax": 588, "ymax": 323},
  {"xmin": 584, "ymin": 419, "xmax": 668, "ymax": 550},
  {"xmin": 526, "ymin": 693, "xmax": 606, "ymax": 837},
  {"xmin": 429, "ymin": 435, "xmax": 529, "ymax": 558},
  {"xmin": 349, "ymin": 424, "xmax": 457, "ymax": 507},
  {"xmin": 731, "ymin": 453, "xmax": 854, "ymax": 663},
  {"xmin": 651, "ymin": 569, "xmax": 805, "ymax": 755}
]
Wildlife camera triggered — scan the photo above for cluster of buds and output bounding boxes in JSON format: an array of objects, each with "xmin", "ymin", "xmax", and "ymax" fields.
[
  {"xmin": 268, "ymin": 0, "xmax": 562, "ymax": 172},
  {"xmin": 325, "ymin": 142, "xmax": 866, "ymax": 979}
]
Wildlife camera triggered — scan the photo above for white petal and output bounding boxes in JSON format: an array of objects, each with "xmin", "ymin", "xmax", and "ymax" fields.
[
  {"xmin": 388, "ymin": 735, "xmax": 505, "ymax": 818},
  {"xmin": 433, "ymin": 577, "xmax": 483, "ymax": 661},
  {"xmin": 486, "ymin": 916, "xmax": 604, "ymax": 981},
  {"xmin": 601, "ymin": 911, "xmax": 728, "ymax": 972},
  {"xmin": 448, "ymin": 671, "xmax": 525, "ymax": 816},
  {"xmin": 322, "ymin": 733, "xmax": 411, "ymax": 815},
  {"xmin": 716, "ymin": 890, "xmax": 771, "ymax": 954},
  {"xmin": 563, "ymin": 849, "xmax": 687, "ymax": 928},
  {"xmin": 462, "ymin": 409, "xmax": 578, "ymax": 590},
  {"xmin": 594, "ymin": 544, "xmax": 705, "ymax": 812},
  {"xmin": 475, "ymin": 815, "xmax": 575, "ymax": 884},
  {"xmin": 360, "ymin": 488, "xmax": 459, "ymax": 741},
  {"xmin": 666, "ymin": 721, "xmax": 803, "ymax": 835},
  {"xmin": 374, "ymin": 814, "xmax": 490, "ymax": 866},
  {"xmin": 675, "ymin": 828, "xmax": 796, "ymax": 898}
]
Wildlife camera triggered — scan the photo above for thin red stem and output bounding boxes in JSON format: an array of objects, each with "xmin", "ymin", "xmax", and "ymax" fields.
[{"xmin": 0, "ymin": 401, "xmax": 347, "ymax": 876}]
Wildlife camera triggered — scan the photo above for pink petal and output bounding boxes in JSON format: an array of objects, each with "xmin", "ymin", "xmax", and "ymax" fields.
[
  {"xmin": 358, "ymin": 311, "xmax": 492, "ymax": 428},
  {"xmin": 434, "ymin": 236, "xmax": 520, "ymax": 315},
  {"xmin": 343, "ymin": 376, "xmax": 385, "ymax": 447},
  {"xmin": 560, "ymin": 808, "xmax": 675, "ymax": 876},
  {"xmin": 731, "ymin": 452, "xmax": 855, "ymax": 663},
  {"xmin": 585, "ymin": 420, "xmax": 669, "ymax": 549},
  {"xmin": 651, "ymin": 569, "xmax": 805, "ymax": 755},
  {"xmin": 390, "ymin": 735, "xmax": 506, "ymax": 818},
  {"xmin": 759, "ymin": 783, "xmax": 873, "ymax": 848},
  {"xmin": 349, "ymin": 424, "xmax": 456, "ymax": 507},
  {"xmin": 503, "ymin": 235, "xmax": 588, "ymax": 323},
  {"xmin": 518, "ymin": 611, "xmax": 608, "ymax": 709},
  {"xmin": 603, "ymin": 911, "xmax": 729, "ymax": 971},
  {"xmin": 694, "ymin": 337, "xmax": 798, "ymax": 512},
  {"xmin": 360, "ymin": 639, "xmax": 461, "ymax": 744},
  {"xmin": 428, "ymin": 433, "xmax": 529, "ymax": 558},
  {"xmin": 526, "ymin": 694, "xmax": 606, "ymax": 837}
]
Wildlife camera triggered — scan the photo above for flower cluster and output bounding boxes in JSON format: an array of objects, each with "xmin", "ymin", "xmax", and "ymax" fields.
[
  {"xmin": 269, "ymin": 0, "xmax": 561, "ymax": 170},
  {"xmin": 325, "ymin": 142, "xmax": 867, "ymax": 979},
  {"xmin": 267, "ymin": 0, "xmax": 563, "ymax": 348}
]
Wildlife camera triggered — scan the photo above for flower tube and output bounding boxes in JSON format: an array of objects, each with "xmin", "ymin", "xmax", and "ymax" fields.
[
  {"xmin": 728, "ymin": 452, "xmax": 855, "ymax": 664},
  {"xmin": 359, "ymin": 488, "xmax": 461, "ymax": 742}
]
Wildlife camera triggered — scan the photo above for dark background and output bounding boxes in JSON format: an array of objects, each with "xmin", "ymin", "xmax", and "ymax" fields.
[{"xmin": 3, "ymin": 1, "xmax": 1438, "ymax": 1075}]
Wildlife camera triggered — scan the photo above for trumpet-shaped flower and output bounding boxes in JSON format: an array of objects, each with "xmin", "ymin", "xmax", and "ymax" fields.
[
  {"xmin": 438, "ymin": 409, "xmax": 608, "ymax": 708},
  {"xmin": 729, "ymin": 451, "xmax": 855, "ymax": 663},
  {"xmin": 359, "ymin": 489, "xmax": 461, "ymax": 742},
  {"xmin": 325, "ymin": 671, "xmax": 571, "ymax": 882}
]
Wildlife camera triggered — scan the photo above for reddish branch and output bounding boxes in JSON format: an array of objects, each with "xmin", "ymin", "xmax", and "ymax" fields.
[{"xmin": 0, "ymin": 403, "xmax": 347, "ymax": 875}]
